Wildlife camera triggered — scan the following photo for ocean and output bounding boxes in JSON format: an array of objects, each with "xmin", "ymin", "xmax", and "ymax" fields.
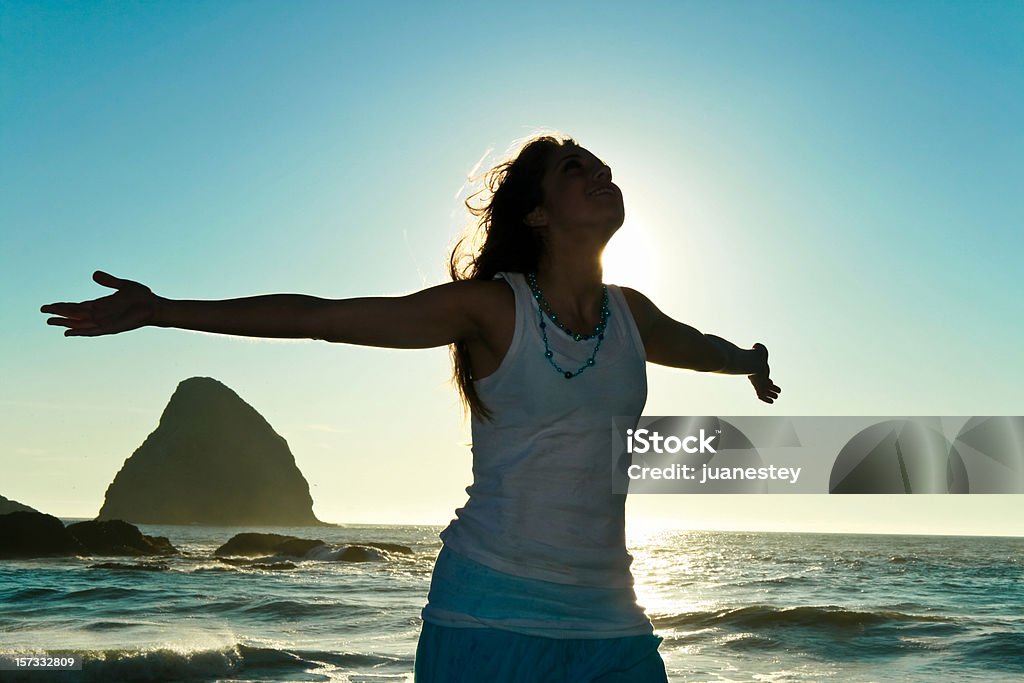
[{"xmin": 1, "ymin": 522, "xmax": 1021, "ymax": 682}]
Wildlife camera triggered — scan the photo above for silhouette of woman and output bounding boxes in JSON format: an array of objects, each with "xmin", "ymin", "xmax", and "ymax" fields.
[{"xmin": 42, "ymin": 133, "xmax": 780, "ymax": 681}]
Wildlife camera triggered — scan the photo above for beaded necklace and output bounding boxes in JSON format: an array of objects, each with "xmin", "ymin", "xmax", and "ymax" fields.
[{"xmin": 526, "ymin": 271, "xmax": 610, "ymax": 379}]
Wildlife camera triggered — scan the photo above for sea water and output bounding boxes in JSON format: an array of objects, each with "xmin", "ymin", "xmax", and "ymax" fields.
[{"xmin": 1, "ymin": 523, "xmax": 1021, "ymax": 682}]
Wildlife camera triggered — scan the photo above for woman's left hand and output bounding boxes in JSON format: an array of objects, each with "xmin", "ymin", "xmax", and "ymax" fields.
[{"xmin": 748, "ymin": 343, "xmax": 781, "ymax": 404}]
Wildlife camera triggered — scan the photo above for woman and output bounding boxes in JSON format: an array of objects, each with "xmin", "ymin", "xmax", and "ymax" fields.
[{"xmin": 41, "ymin": 133, "xmax": 780, "ymax": 681}]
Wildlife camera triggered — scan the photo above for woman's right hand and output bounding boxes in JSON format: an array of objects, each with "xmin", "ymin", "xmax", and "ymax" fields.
[{"xmin": 41, "ymin": 271, "xmax": 160, "ymax": 337}]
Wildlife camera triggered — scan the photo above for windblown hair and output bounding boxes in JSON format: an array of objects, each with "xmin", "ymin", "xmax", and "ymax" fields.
[{"xmin": 448, "ymin": 133, "xmax": 576, "ymax": 421}]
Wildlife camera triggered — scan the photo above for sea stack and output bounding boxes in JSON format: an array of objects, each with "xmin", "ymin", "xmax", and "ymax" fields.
[{"xmin": 98, "ymin": 377, "xmax": 327, "ymax": 526}]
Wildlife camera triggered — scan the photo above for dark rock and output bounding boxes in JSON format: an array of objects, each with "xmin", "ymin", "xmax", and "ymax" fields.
[
  {"xmin": 0, "ymin": 495, "xmax": 41, "ymax": 516},
  {"xmin": 276, "ymin": 538, "xmax": 324, "ymax": 556},
  {"xmin": 97, "ymin": 377, "xmax": 330, "ymax": 526},
  {"xmin": 0, "ymin": 513, "xmax": 180, "ymax": 559},
  {"xmin": 249, "ymin": 561, "xmax": 296, "ymax": 570},
  {"xmin": 66, "ymin": 520, "xmax": 180, "ymax": 557},
  {"xmin": 88, "ymin": 561, "xmax": 170, "ymax": 571},
  {"xmin": 214, "ymin": 532, "xmax": 326, "ymax": 558},
  {"xmin": 0, "ymin": 511, "xmax": 85, "ymax": 558},
  {"xmin": 335, "ymin": 545, "xmax": 388, "ymax": 562},
  {"xmin": 148, "ymin": 536, "xmax": 177, "ymax": 554}
]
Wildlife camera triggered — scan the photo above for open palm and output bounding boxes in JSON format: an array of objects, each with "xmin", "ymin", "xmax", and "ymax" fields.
[{"xmin": 41, "ymin": 271, "xmax": 158, "ymax": 337}]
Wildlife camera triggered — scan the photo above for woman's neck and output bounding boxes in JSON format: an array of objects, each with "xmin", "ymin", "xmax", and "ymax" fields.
[{"xmin": 534, "ymin": 255, "xmax": 605, "ymax": 323}]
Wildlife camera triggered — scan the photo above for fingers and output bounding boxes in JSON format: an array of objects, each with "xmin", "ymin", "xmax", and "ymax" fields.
[
  {"xmin": 46, "ymin": 316, "xmax": 97, "ymax": 328},
  {"xmin": 40, "ymin": 302, "xmax": 91, "ymax": 318},
  {"xmin": 42, "ymin": 273, "xmax": 145, "ymax": 338},
  {"xmin": 40, "ymin": 272, "xmax": 135, "ymax": 313},
  {"xmin": 43, "ymin": 314, "xmax": 104, "ymax": 336},
  {"xmin": 46, "ymin": 313, "xmax": 103, "ymax": 337},
  {"xmin": 749, "ymin": 373, "xmax": 781, "ymax": 404},
  {"xmin": 93, "ymin": 270, "xmax": 131, "ymax": 289}
]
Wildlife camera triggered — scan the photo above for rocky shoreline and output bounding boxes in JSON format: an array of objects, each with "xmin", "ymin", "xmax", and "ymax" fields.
[{"xmin": 0, "ymin": 510, "xmax": 412, "ymax": 568}]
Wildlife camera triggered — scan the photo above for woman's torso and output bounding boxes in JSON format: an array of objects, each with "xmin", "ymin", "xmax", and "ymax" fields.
[
  {"xmin": 425, "ymin": 270, "xmax": 655, "ymax": 637},
  {"xmin": 438, "ymin": 271, "xmax": 649, "ymax": 587}
]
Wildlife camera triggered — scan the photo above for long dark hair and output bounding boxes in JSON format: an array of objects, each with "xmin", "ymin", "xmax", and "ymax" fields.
[{"xmin": 448, "ymin": 133, "xmax": 576, "ymax": 421}]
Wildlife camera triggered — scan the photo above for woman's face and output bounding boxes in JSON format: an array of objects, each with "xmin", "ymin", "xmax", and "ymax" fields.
[{"xmin": 531, "ymin": 145, "xmax": 624, "ymax": 239}]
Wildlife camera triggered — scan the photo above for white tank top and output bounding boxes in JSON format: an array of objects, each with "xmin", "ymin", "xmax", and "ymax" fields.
[{"xmin": 438, "ymin": 271, "xmax": 648, "ymax": 588}]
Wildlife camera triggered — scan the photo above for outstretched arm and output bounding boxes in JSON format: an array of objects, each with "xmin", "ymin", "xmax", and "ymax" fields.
[
  {"xmin": 621, "ymin": 287, "xmax": 782, "ymax": 404},
  {"xmin": 41, "ymin": 271, "xmax": 490, "ymax": 349}
]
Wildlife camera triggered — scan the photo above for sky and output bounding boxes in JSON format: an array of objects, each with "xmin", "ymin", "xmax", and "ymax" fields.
[{"xmin": 2, "ymin": 1, "xmax": 1022, "ymax": 536}]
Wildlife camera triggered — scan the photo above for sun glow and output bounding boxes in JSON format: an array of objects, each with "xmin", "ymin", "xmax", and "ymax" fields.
[{"xmin": 601, "ymin": 219, "xmax": 658, "ymax": 294}]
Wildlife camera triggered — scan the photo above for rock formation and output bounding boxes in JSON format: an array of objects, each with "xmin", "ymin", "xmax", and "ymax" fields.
[
  {"xmin": 0, "ymin": 495, "xmax": 40, "ymax": 515},
  {"xmin": 0, "ymin": 511, "xmax": 84, "ymax": 558},
  {"xmin": 98, "ymin": 377, "xmax": 328, "ymax": 526},
  {"xmin": 0, "ymin": 511, "xmax": 179, "ymax": 559},
  {"xmin": 213, "ymin": 532, "xmax": 413, "ymax": 562},
  {"xmin": 66, "ymin": 519, "xmax": 178, "ymax": 556},
  {"xmin": 214, "ymin": 532, "xmax": 326, "ymax": 557}
]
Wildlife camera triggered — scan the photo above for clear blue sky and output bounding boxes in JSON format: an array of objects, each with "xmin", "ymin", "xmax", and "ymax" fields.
[{"xmin": 2, "ymin": 1, "xmax": 1022, "ymax": 535}]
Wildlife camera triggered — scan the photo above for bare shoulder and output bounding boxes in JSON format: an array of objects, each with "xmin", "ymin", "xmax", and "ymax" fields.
[
  {"xmin": 460, "ymin": 277, "xmax": 514, "ymax": 298},
  {"xmin": 618, "ymin": 286, "xmax": 655, "ymax": 336},
  {"xmin": 445, "ymin": 278, "xmax": 514, "ymax": 342},
  {"xmin": 448, "ymin": 278, "xmax": 513, "ymax": 311}
]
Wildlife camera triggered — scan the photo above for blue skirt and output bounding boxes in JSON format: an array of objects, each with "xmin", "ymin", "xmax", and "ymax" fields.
[
  {"xmin": 422, "ymin": 545, "xmax": 656, "ymax": 638},
  {"xmin": 415, "ymin": 620, "xmax": 668, "ymax": 682},
  {"xmin": 416, "ymin": 546, "xmax": 667, "ymax": 681}
]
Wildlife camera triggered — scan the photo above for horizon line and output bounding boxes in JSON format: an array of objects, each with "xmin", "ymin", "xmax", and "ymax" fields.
[{"xmin": 50, "ymin": 516, "xmax": 1024, "ymax": 540}]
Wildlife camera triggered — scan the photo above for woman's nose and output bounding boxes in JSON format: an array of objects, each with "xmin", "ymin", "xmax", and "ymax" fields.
[{"xmin": 595, "ymin": 164, "xmax": 611, "ymax": 181}]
